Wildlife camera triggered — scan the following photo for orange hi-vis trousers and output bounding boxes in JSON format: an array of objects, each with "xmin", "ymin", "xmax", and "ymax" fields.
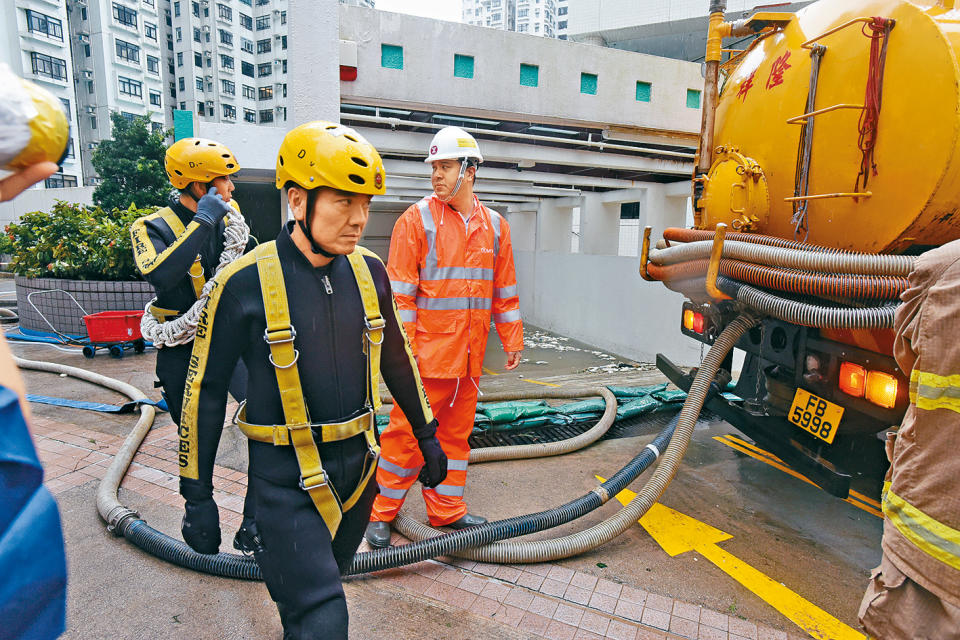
[{"xmin": 371, "ymin": 376, "xmax": 479, "ymax": 526}]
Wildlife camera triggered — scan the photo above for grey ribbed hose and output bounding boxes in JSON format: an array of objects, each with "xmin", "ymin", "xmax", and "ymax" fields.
[
  {"xmin": 393, "ymin": 313, "xmax": 760, "ymax": 563},
  {"xmin": 13, "ymin": 356, "xmax": 156, "ymax": 533},
  {"xmin": 381, "ymin": 388, "xmax": 618, "ymax": 463},
  {"xmin": 717, "ymin": 277, "xmax": 896, "ymax": 329},
  {"xmin": 650, "ymin": 240, "xmax": 915, "ymax": 276}
]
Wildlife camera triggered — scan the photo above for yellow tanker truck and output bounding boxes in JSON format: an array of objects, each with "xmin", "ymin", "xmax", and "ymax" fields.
[{"xmin": 643, "ymin": 0, "xmax": 960, "ymax": 497}]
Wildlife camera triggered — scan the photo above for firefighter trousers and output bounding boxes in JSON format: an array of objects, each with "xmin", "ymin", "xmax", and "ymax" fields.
[{"xmin": 371, "ymin": 376, "xmax": 479, "ymax": 526}]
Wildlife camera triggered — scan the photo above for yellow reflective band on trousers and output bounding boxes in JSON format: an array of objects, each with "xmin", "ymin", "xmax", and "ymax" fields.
[
  {"xmin": 910, "ymin": 369, "xmax": 960, "ymax": 414},
  {"xmin": 883, "ymin": 481, "xmax": 960, "ymax": 572}
]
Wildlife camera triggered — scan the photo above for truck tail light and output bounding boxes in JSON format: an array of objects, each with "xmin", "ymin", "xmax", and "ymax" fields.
[
  {"xmin": 838, "ymin": 362, "xmax": 866, "ymax": 398},
  {"xmin": 866, "ymin": 371, "xmax": 898, "ymax": 409},
  {"xmin": 683, "ymin": 309, "xmax": 705, "ymax": 334}
]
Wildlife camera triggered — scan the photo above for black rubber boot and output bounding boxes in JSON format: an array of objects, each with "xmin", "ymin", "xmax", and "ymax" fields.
[
  {"xmin": 446, "ymin": 513, "xmax": 488, "ymax": 530},
  {"xmin": 233, "ymin": 517, "xmax": 264, "ymax": 554},
  {"xmin": 364, "ymin": 521, "xmax": 392, "ymax": 548}
]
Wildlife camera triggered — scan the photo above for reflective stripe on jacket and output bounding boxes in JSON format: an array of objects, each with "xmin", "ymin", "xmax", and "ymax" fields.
[
  {"xmin": 387, "ymin": 194, "xmax": 523, "ymax": 378},
  {"xmin": 883, "ymin": 239, "xmax": 960, "ymax": 608}
]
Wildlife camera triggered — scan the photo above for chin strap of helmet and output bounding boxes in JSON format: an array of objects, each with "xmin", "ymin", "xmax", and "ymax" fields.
[
  {"xmin": 439, "ymin": 158, "xmax": 471, "ymax": 203},
  {"xmin": 298, "ymin": 187, "xmax": 339, "ymax": 258}
]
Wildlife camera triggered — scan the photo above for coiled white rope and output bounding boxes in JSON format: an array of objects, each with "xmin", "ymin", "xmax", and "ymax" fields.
[{"xmin": 139, "ymin": 206, "xmax": 249, "ymax": 348}]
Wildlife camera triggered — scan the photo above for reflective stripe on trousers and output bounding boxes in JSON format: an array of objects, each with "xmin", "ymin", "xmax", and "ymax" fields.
[{"xmin": 883, "ymin": 481, "xmax": 960, "ymax": 572}]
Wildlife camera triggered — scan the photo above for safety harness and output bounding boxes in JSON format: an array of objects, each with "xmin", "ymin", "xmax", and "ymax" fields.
[
  {"xmin": 234, "ymin": 243, "xmax": 384, "ymax": 538},
  {"xmin": 154, "ymin": 208, "xmax": 207, "ymax": 300}
]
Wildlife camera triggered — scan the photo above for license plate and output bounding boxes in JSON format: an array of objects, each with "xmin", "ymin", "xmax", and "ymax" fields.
[{"xmin": 788, "ymin": 388, "xmax": 844, "ymax": 444}]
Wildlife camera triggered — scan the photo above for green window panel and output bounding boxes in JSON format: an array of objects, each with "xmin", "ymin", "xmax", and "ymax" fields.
[
  {"xmin": 454, "ymin": 54, "xmax": 474, "ymax": 79},
  {"xmin": 636, "ymin": 81, "xmax": 652, "ymax": 102},
  {"xmin": 687, "ymin": 88, "xmax": 701, "ymax": 109},
  {"xmin": 580, "ymin": 72, "xmax": 598, "ymax": 95},
  {"xmin": 173, "ymin": 109, "xmax": 194, "ymax": 140},
  {"xmin": 519, "ymin": 63, "xmax": 539, "ymax": 87},
  {"xmin": 381, "ymin": 44, "xmax": 403, "ymax": 70}
]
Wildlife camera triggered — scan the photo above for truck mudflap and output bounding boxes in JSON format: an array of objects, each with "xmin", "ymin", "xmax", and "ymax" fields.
[{"xmin": 656, "ymin": 353, "xmax": 852, "ymax": 499}]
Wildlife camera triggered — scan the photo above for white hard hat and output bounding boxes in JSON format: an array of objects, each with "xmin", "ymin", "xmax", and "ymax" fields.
[{"xmin": 424, "ymin": 126, "xmax": 483, "ymax": 164}]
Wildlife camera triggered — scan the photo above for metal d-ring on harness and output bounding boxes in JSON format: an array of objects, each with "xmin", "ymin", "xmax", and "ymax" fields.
[{"xmin": 232, "ymin": 242, "xmax": 384, "ymax": 538}]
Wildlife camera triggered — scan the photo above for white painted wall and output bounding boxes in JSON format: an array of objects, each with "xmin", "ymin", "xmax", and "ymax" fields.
[{"xmin": 0, "ymin": 186, "xmax": 95, "ymax": 229}]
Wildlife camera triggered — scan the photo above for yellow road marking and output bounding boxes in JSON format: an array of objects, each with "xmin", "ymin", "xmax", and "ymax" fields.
[
  {"xmin": 482, "ymin": 367, "xmax": 500, "ymax": 376},
  {"xmin": 521, "ymin": 378, "xmax": 561, "ymax": 388},
  {"xmin": 598, "ymin": 477, "xmax": 867, "ymax": 640},
  {"xmin": 713, "ymin": 435, "xmax": 882, "ymax": 518}
]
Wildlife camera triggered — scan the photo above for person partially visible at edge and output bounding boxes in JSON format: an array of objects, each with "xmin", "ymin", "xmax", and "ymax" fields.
[
  {"xmin": 0, "ymin": 160, "xmax": 68, "ymax": 639},
  {"xmin": 858, "ymin": 239, "xmax": 960, "ymax": 638},
  {"xmin": 365, "ymin": 126, "xmax": 524, "ymax": 549},
  {"xmin": 129, "ymin": 138, "xmax": 261, "ymax": 553},
  {"xmin": 177, "ymin": 121, "xmax": 446, "ymax": 639}
]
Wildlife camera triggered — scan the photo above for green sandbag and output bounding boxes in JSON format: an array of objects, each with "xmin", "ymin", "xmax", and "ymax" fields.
[
  {"xmin": 490, "ymin": 415, "xmax": 552, "ymax": 431},
  {"xmin": 616, "ymin": 396, "xmax": 660, "ymax": 420},
  {"xmin": 652, "ymin": 389, "xmax": 688, "ymax": 403},
  {"xmin": 606, "ymin": 383, "xmax": 668, "ymax": 399},
  {"xmin": 556, "ymin": 398, "xmax": 606, "ymax": 415},
  {"xmin": 478, "ymin": 400, "xmax": 552, "ymax": 423}
]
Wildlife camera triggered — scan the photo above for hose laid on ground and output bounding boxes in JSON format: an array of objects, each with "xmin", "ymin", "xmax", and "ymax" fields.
[
  {"xmin": 662, "ymin": 227, "xmax": 863, "ymax": 254},
  {"xmin": 716, "ymin": 277, "xmax": 896, "ymax": 329},
  {"xmin": 649, "ymin": 239, "xmax": 915, "ymax": 276},
  {"xmin": 646, "ymin": 258, "xmax": 908, "ymax": 300},
  {"xmin": 389, "ymin": 313, "xmax": 760, "ymax": 564}
]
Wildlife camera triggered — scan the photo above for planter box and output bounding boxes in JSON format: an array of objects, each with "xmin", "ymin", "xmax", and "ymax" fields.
[{"xmin": 15, "ymin": 276, "xmax": 154, "ymax": 337}]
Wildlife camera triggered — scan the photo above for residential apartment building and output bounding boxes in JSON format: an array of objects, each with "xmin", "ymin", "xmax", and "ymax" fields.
[
  {"xmin": 1, "ymin": 0, "xmax": 85, "ymax": 188},
  {"xmin": 557, "ymin": 0, "xmax": 568, "ymax": 39},
  {"xmin": 462, "ymin": 0, "xmax": 516, "ymax": 32},
  {"xmin": 514, "ymin": 0, "xmax": 557, "ymax": 37},
  {"xmin": 340, "ymin": 0, "xmax": 375, "ymax": 7},
  {"xmin": 71, "ymin": 0, "xmax": 167, "ymax": 185},
  {"xmin": 161, "ymin": 0, "xmax": 289, "ymax": 129}
]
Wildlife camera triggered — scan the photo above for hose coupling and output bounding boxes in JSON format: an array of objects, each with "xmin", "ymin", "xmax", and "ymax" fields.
[{"xmin": 105, "ymin": 506, "xmax": 141, "ymax": 537}]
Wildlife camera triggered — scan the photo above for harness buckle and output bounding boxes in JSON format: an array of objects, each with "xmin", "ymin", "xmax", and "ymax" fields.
[
  {"xmin": 364, "ymin": 316, "xmax": 386, "ymax": 345},
  {"xmin": 299, "ymin": 470, "xmax": 329, "ymax": 492},
  {"xmin": 264, "ymin": 325, "xmax": 297, "ymax": 345},
  {"xmin": 231, "ymin": 400, "xmax": 246, "ymax": 425},
  {"xmin": 268, "ymin": 349, "xmax": 300, "ymax": 369}
]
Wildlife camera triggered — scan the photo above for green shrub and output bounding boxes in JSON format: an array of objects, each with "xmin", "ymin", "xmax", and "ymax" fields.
[{"xmin": 3, "ymin": 201, "xmax": 156, "ymax": 280}]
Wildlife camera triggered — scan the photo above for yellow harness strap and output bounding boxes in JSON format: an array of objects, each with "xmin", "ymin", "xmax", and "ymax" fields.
[
  {"xmin": 156, "ymin": 207, "xmax": 206, "ymax": 299},
  {"xmin": 251, "ymin": 244, "xmax": 383, "ymax": 538},
  {"xmin": 148, "ymin": 303, "xmax": 181, "ymax": 321}
]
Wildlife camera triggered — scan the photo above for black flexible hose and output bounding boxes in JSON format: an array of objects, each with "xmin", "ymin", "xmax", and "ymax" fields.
[{"xmin": 109, "ymin": 412, "xmax": 681, "ymax": 580}]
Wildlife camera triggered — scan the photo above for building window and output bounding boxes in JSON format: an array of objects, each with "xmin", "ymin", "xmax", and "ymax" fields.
[
  {"xmin": 175, "ymin": 27, "xmax": 182, "ymax": 42},
  {"xmin": 453, "ymin": 54, "xmax": 474, "ymax": 79},
  {"xmin": 174, "ymin": 1, "xmax": 180, "ymax": 17},
  {"xmin": 149, "ymin": 90, "xmax": 162, "ymax": 106},
  {"xmin": 193, "ymin": 27, "xmax": 201, "ymax": 43},
  {"xmin": 143, "ymin": 0, "xmax": 155, "ymax": 7},
  {"xmin": 151, "ymin": 121, "xmax": 163, "ymax": 134},
  {"xmin": 238, "ymin": 0, "xmax": 251, "ymax": 5},
  {"xmin": 687, "ymin": 88, "xmax": 701, "ymax": 109},
  {"xmin": 281, "ymin": 59, "xmax": 287, "ymax": 74},
  {"xmin": 147, "ymin": 55, "xmax": 160, "ymax": 74},
  {"xmin": 180, "ymin": 101, "xmax": 186, "ymax": 110},
  {"xmin": 281, "ymin": 35, "xmax": 287, "ymax": 50},
  {"xmin": 242, "ymin": 84, "xmax": 255, "ymax": 99},
  {"xmin": 222, "ymin": 79, "xmax": 235, "ymax": 95},
  {"xmin": 519, "ymin": 63, "xmax": 538, "ymax": 87},
  {"xmin": 257, "ymin": 63, "xmax": 271, "ymax": 77},
  {"xmin": 240, "ymin": 13, "xmax": 252, "ymax": 30},
  {"xmin": 118, "ymin": 76, "xmax": 143, "ymax": 98},
  {"xmin": 636, "ymin": 81, "xmax": 651, "ymax": 102},
  {"xmin": 280, "ymin": 10, "xmax": 286, "ymax": 24},
  {"xmin": 241, "ymin": 38, "xmax": 253, "ymax": 54},
  {"xmin": 194, "ymin": 52, "xmax": 202, "ymax": 66},
  {"xmin": 241, "ymin": 61, "xmax": 254, "ymax": 77},
  {"xmin": 45, "ymin": 173, "xmax": 78, "ymax": 188},
  {"xmin": 192, "ymin": 1, "xmax": 199, "ymax": 17},
  {"xmin": 85, "ymin": 44, "xmax": 91, "ymax": 57},
  {"xmin": 178, "ymin": 77, "xmax": 185, "ymax": 91},
  {"xmin": 259, "ymin": 109, "xmax": 273, "ymax": 123},
  {"xmin": 255, "ymin": 15, "xmax": 270, "ymax": 30},
  {"xmin": 217, "ymin": 3, "xmax": 232, "ymax": 21},
  {"xmin": 222, "ymin": 103, "xmax": 236, "ymax": 119},
  {"xmin": 87, "ymin": 80, "xmax": 94, "ymax": 94},
  {"xmin": 177, "ymin": 52, "xmax": 184, "ymax": 66},
  {"xmin": 116, "ymin": 39, "xmax": 141, "ymax": 64},
  {"xmin": 197, "ymin": 103, "xmax": 205, "ymax": 116},
  {"xmin": 518, "ymin": 8, "xmax": 528, "ymax": 17},
  {"xmin": 243, "ymin": 108, "xmax": 255, "ymax": 122},
  {"xmin": 559, "ymin": 5, "xmax": 568, "ymax": 15},
  {"xmin": 259, "ymin": 86, "xmax": 273, "ymax": 100},
  {"xmin": 145, "ymin": 21, "xmax": 158, "ymax": 40},
  {"xmin": 113, "ymin": 3, "xmax": 138, "ymax": 27},
  {"xmin": 580, "ymin": 72, "xmax": 598, "ymax": 95},
  {"xmin": 30, "ymin": 52, "xmax": 67, "ymax": 81},
  {"xmin": 518, "ymin": 23, "xmax": 527, "ymax": 32},
  {"xmin": 256, "ymin": 0, "xmax": 269, "ymax": 5},
  {"xmin": 220, "ymin": 54, "xmax": 234, "ymax": 70},
  {"xmin": 90, "ymin": 115, "xmax": 97, "ymax": 129},
  {"xmin": 381, "ymin": 44, "xmax": 403, "ymax": 70},
  {"xmin": 196, "ymin": 76, "xmax": 203, "ymax": 90},
  {"xmin": 59, "ymin": 98, "xmax": 70, "ymax": 117},
  {"xmin": 257, "ymin": 38, "xmax": 271, "ymax": 54},
  {"xmin": 618, "ymin": 202, "xmax": 641, "ymax": 257},
  {"xmin": 25, "ymin": 10, "xmax": 64, "ymax": 41},
  {"xmin": 558, "ymin": 20, "xmax": 567, "ymax": 29},
  {"xmin": 220, "ymin": 29, "xmax": 233, "ymax": 46}
]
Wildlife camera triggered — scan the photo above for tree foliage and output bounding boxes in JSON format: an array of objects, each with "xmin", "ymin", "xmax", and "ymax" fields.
[{"xmin": 91, "ymin": 112, "xmax": 171, "ymax": 211}]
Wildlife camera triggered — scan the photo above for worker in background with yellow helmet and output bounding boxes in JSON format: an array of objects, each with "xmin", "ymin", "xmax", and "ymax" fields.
[
  {"xmin": 129, "ymin": 137, "xmax": 260, "ymax": 552},
  {"xmin": 177, "ymin": 121, "xmax": 444, "ymax": 639}
]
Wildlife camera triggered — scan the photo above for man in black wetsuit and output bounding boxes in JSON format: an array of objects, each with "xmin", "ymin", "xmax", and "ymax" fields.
[
  {"xmin": 130, "ymin": 137, "xmax": 260, "ymax": 551},
  {"xmin": 178, "ymin": 121, "xmax": 448, "ymax": 639}
]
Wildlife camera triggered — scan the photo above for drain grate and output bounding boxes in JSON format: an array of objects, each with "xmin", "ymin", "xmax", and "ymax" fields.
[{"xmin": 468, "ymin": 408, "xmax": 720, "ymax": 449}]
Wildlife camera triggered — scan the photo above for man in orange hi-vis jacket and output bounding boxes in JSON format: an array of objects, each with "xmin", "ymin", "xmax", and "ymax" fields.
[{"xmin": 365, "ymin": 126, "xmax": 524, "ymax": 547}]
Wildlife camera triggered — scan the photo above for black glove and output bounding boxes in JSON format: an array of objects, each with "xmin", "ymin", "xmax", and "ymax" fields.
[
  {"xmin": 182, "ymin": 499, "xmax": 221, "ymax": 554},
  {"xmin": 411, "ymin": 419, "xmax": 447, "ymax": 488},
  {"xmin": 194, "ymin": 186, "xmax": 233, "ymax": 227}
]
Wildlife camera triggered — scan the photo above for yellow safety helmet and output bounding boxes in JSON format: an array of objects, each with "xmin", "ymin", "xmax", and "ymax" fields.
[
  {"xmin": 275, "ymin": 121, "xmax": 386, "ymax": 195},
  {"xmin": 2, "ymin": 71, "xmax": 70, "ymax": 171},
  {"xmin": 164, "ymin": 137, "xmax": 240, "ymax": 189}
]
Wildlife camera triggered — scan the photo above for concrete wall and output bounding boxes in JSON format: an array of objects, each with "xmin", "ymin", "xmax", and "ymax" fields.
[
  {"xmin": 0, "ymin": 186, "xmax": 95, "ymax": 228},
  {"xmin": 339, "ymin": 5, "xmax": 703, "ymax": 133}
]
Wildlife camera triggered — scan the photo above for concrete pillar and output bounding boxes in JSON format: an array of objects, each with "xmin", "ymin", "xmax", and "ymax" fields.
[
  {"xmin": 579, "ymin": 193, "xmax": 619, "ymax": 255},
  {"xmin": 537, "ymin": 199, "xmax": 573, "ymax": 253},
  {"xmin": 288, "ymin": 0, "xmax": 339, "ymax": 124},
  {"xmin": 643, "ymin": 183, "xmax": 690, "ymax": 234}
]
